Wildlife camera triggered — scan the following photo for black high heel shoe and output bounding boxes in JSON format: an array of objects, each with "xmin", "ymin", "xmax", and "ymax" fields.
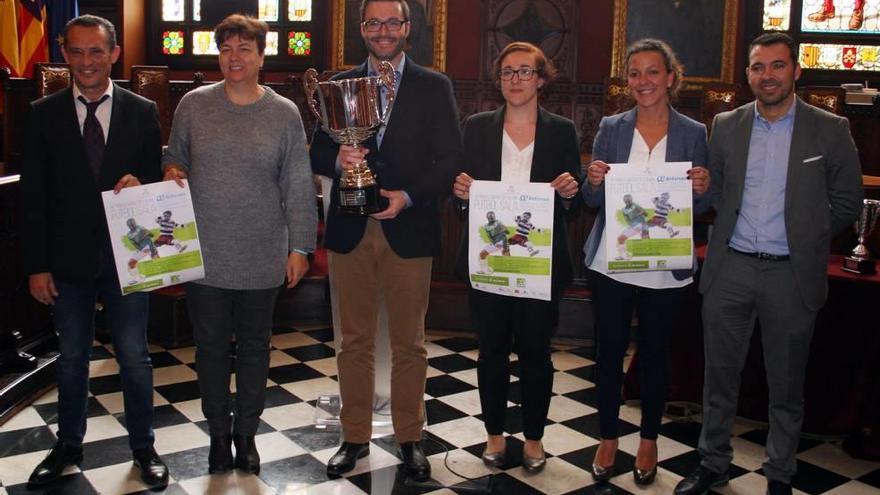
[{"xmin": 633, "ymin": 442, "xmax": 658, "ymax": 485}]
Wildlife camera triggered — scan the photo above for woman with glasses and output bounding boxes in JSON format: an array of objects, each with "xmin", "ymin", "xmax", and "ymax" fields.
[
  {"xmin": 582, "ymin": 39, "xmax": 709, "ymax": 485},
  {"xmin": 452, "ymin": 42, "xmax": 581, "ymax": 473}
]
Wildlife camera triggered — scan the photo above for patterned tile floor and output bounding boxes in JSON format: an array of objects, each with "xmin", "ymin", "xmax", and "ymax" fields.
[{"xmin": 0, "ymin": 325, "xmax": 878, "ymax": 494}]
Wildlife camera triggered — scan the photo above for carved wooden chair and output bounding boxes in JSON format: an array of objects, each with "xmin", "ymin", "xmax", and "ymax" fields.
[
  {"xmin": 130, "ymin": 65, "xmax": 171, "ymax": 144},
  {"xmin": 799, "ymin": 86, "xmax": 846, "ymax": 115},
  {"xmin": 700, "ymin": 83, "xmax": 739, "ymax": 133},
  {"xmin": 602, "ymin": 76, "xmax": 632, "ymax": 116},
  {"xmin": 33, "ymin": 63, "xmax": 71, "ymax": 98}
]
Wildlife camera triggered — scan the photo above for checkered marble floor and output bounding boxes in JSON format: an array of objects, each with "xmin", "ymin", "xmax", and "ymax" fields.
[{"xmin": 1, "ymin": 325, "xmax": 878, "ymax": 494}]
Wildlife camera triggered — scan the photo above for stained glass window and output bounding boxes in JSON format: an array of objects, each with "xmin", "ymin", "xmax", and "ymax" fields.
[
  {"xmin": 193, "ymin": 0, "xmax": 279, "ymax": 22},
  {"xmin": 763, "ymin": 0, "xmax": 791, "ymax": 30},
  {"xmin": 801, "ymin": 0, "xmax": 880, "ymax": 34},
  {"xmin": 192, "ymin": 31, "xmax": 218, "ymax": 56},
  {"xmin": 163, "ymin": 31, "xmax": 185, "ymax": 55},
  {"xmin": 265, "ymin": 31, "xmax": 279, "ymax": 56},
  {"xmin": 800, "ymin": 43, "xmax": 880, "ymax": 71},
  {"xmin": 289, "ymin": 0, "xmax": 312, "ymax": 21},
  {"xmin": 288, "ymin": 32, "xmax": 312, "ymax": 56},
  {"xmin": 162, "ymin": 0, "xmax": 185, "ymax": 22}
]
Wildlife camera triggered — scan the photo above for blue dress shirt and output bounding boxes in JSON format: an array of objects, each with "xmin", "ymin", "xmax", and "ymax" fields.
[{"xmin": 729, "ymin": 101, "xmax": 796, "ymax": 256}]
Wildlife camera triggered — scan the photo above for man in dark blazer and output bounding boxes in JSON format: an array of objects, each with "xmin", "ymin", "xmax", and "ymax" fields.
[
  {"xmin": 310, "ymin": 0, "xmax": 461, "ymax": 481},
  {"xmin": 675, "ymin": 33, "xmax": 863, "ymax": 495},
  {"xmin": 20, "ymin": 15, "xmax": 168, "ymax": 488}
]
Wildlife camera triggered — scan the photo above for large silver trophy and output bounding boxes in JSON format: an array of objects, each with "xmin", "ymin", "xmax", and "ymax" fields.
[
  {"xmin": 304, "ymin": 62, "xmax": 396, "ymax": 215},
  {"xmin": 842, "ymin": 199, "xmax": 880, "ymax": 274}
]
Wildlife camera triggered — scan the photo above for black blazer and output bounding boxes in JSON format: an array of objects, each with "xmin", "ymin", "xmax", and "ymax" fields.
[
  {"xmin": 21, "ymin": 84, "xmax": 162, "ymax": 282},
  {"xmin": 310, "ymin": 57, "xmax": 463, "ymax": 258},
  {"xmin": 454, "ymin": 106, "xmax": 581, "ymax": 292}
]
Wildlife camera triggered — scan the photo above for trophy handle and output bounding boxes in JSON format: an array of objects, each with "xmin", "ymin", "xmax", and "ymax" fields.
[
  {"xmin": 376, "ymin": 61, "xmax": 396, "ymax": 125},
  {"xmin": 302, "ymin": 68, "xmax": 323, "ymax": 122}
]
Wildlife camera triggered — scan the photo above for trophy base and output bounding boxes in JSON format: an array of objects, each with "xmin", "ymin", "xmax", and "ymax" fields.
[
  {"xmin": 338, "ymin": 183, "xmax": 382, "ymax": 215},
  {"xmin": 841, "ymin": 256, "xmax": 876, "ymax": 274}
]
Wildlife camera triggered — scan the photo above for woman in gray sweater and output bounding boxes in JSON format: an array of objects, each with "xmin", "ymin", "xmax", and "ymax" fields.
[{"xmin": 162, "ymin": 15, "xmax": 316, "ymax": 475}]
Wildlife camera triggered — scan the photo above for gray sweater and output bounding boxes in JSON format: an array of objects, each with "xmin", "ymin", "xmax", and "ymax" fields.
[{"xmin": 163, "ymin": 82, "xmax": 317, "ymax": 289}]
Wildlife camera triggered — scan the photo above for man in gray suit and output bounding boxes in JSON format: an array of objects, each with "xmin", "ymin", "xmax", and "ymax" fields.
[{"xmin": 675, "ymin": 32, "xmax": 863, "ymax": 495}]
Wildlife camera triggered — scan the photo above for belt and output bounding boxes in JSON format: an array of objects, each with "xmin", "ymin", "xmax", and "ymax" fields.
[{"xmin": 729, "ymin": 247, "xmax": 790, "ymax": 261}]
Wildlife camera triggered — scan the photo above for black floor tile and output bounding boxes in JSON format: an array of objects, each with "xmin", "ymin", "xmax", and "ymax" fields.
[
  {"xmin": 657, "ymin": 420, "xmax": 703, "ymax": 448},
  {"xmin": 148, "ymin": 351, "xmax": 184, "ymax": 369},
  {"xmin": 120, "ymin": 404, "xmax": 189, "ymax": 430},
  {"xmin": 88, "ymin": 374, "xmax": 122, "ymax": 395},
  {"xmin": 6, "ymin": 473, "xmax": 98, "ymax": 495},
  {"xmin": 561, "ymin": 413, "xmax": 638, "ymax": 439},
  {"xmin": 258, "ymin": 453, "xmax": 330, "ymax": 491},
  {"xmin": 267, "ymin": 363, "xmax": 325, "ymax": 385},
  {"xmin": 89, "ymin": 346, "xmax": 114, "ymax": 361},
  {"xmin": 262, "ymin": 385, "xmax": 303, "ymax": 408},
  {"xmin": 154, "ymin": 380, "xmax": 202, "ymax": 403},
  {"xmin": 858, "ymin": 467, "xmax": 880, "ymax": 489},
  {"xmin": 158, "ymin": 445, "xmax": 211, "ymax": 482},
  {"xmin": 303, "ymin": 328, "xmax": 335, "ymax": 343},
  {"xmin": 562, "ymin": 387, "xmax": 599, "ymax": 408},
  {"xmin": 281, "ymin": 425, "xmax": 341, "ymax": 452},
  {"xmin": 424, "ymin": 399, "xmax": 469, "ymax": 425},
  {"xmin": 283, "ymin": 343, "xmax": 336, "ymax": 362},
  {"xmin": 787, "ymin": 460, "xmax": 851, "ymax": 494},
  {"xmin": 737, "ymin": 429, "xmax": 823, "ymax": 453},
  {"xmin": 0, "ymin": 425, "xmax": 57, "ymax": 457},
  {"xmin": 485, "ymin": 471, "xmax": 544, "ymax": 494},
  {"xmin": 420, "ymin": 431, "xmax": 458, "ymax": 457},
  {"xmin": 559, "ymin": 444, "xmax": 636, "ymax": 477},
  {"xmin": 565, "ymin": 365, "xmax": 597, "ymax": 382},
  {"xmin": 658, "ymin": 450, "xmax": 749, "ymax": 480},
  {"xmin": 563, "ymin": 482, "xmax": 634, "ymax": 494},
  {"xmin": 33, "ymin": 397, "xmax": 109, "ymax": 425},
  {"xmin": 347, "ymin": 464, "xmax": 436, "ymax": 494},
  {"xmin": 428, "ymin": 354, "xmax": 477, "ymax": 374},
  {"xmin": 431, "ymin": 337, "xmax": 479, "ymax": 353},
  {"xmin": 80, "ymin": 435, "xmax": 136, "ymax": 470},
  {"xmin": 425, "ymin": 375, "xmax": 476, "ymax": 398}
]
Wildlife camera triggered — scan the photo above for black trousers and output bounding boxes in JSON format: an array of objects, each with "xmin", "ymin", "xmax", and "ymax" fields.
[
  {"xmin": 186, "ymin": 283, "xmax": 280, "ymax": 437},
  {"xmin": 469, "ymin": 288, "xmax": 559, "ymax": 441},
  {"xmin": 589, "ymin": 272, "xmax": 688, "ymax": 440}
]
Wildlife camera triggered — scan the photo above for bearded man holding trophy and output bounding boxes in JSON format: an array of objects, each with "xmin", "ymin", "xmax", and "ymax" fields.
[{"xmin": 308, "ymin": 0, "xmax": 462, "ymax": 481}]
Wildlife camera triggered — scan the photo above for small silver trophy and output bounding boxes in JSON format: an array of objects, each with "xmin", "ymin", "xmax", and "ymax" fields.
[
  {"xmin": 842, "ymin": 199, "xmax": 880, "ymax": 274},
  {"xmin": 303, "ymin": 62, "xmax": 396, "ymax": 215}
]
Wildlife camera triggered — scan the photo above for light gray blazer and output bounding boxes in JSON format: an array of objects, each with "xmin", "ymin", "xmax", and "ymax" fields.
[
  {"xmin": 581, "ymin": 106, "xmax": 710, "ymax": 281},
  {"xmin": 698, "ymin": 97, "xmax": 863, "ymax": 310}
]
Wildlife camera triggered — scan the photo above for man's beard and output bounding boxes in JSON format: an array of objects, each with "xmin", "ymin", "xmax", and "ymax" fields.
[{"xmin": 364, "ymin": 35, "xmax": 406, "ymax": 61}]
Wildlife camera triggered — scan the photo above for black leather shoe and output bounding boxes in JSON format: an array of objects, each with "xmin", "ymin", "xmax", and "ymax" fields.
[
  {"xmin": 209, "ymin": 435, "xmax": 234, "ymax": 474},
  {"xmin": 27, "ymin": 442, "xmax": 83, "ymax": 487},
  {"xmin": 132, "ymin": 447, "xmax": 169, "ymax": 487},
  {"xmin": 399, "ymin": 441, "xmax": 431, "ymax": 482},
  {"xmin": 674, "ymin": 465, "xmax": 729, "ymax": 495},
  {"xmin": 327, "ymin": 442, "xmax": 370, "ymax": 477},
  {"xmin": 233, "ymin": 435, "xmax": 260, "ymax": 474},
  {"xmin": 767, "ymin": 480, "xmax": 793, "ymax": 495}
]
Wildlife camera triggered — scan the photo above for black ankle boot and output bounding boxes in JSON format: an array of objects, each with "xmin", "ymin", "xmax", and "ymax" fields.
[
  {"xmin": 208, "ymin": 435, "xmax": 233, "ymax": 474},
  {"xmin": 233, "ymin": 435, "xmax": 260, "ymax": 474}
]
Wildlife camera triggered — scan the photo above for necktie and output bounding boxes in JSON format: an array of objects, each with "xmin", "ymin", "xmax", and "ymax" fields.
[{"xmin": 78, "ymin": 94, "xmax": 109, "ymax": 178}]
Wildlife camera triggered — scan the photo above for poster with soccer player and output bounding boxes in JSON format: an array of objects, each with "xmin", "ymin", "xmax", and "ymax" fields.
[
  {"xmin": 468, "ymin": 180, "xmax": 554, "ymax": 301},
  {"xmin": 603, "ymin": 162, "xmax": 693, "ymax": 272},
  {"xmin": 102, "ymin": 180, "xmax": 204, "ymax": 295}
]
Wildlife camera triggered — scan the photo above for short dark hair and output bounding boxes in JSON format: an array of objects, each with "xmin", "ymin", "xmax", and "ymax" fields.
[
  {"xmin": 625, "ymin": 38, "xmax": 684, "ymax": 98},
  {"xmin": 360, "ymin": 0, "xmax": 410, "ymax": 22},
  {"xmin": 63, "ymin": 14, "xmax": 117, "ymax": 51},
  {"xmin": 493, "ymin": 41, "xmax": 558, "ymax": 89},
  {"xmin": 214, "ymin": 14, "xmax": 268, "ymax": 55},
  {"xmin": 748, "ymin": 32, "xmax": 798, "ymax": 64}
]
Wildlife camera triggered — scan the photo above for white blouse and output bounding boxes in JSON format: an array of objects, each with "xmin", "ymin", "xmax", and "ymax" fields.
[
  {"xmin": 588, "ymin": 129, "xmax": 693, "ymax": 289},
  {"xmin": 500, "ymin": 130, "xmax": 535, "ymax": 183}
]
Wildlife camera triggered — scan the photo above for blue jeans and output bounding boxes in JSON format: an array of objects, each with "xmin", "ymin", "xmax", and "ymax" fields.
[
  {"xmin": 53, "ymin": 246, "xmax": 153, "ymax": 450},
  {"xmin": 186, "ymin": 283, "xmax": 279, "ymax": 437}
]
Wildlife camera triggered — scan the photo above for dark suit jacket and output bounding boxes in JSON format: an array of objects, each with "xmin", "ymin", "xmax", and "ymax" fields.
[
  {"xmin": 21, "ymin": 84, "xmax": 162, "ymax": 282},
  {"xmin": 582, "ymin": 106, "xmax": 709, "ymax": 280},
  {"xmin": 699, "ymin": 98, "xmax": 863, "ymax": 310},
  {"xmin": 454, "ymin": 106, "xmax": 581, "ymax": 292},
  {"xmin": 310, "ymin": 57, "xmax": 463, "ymax": 258}
]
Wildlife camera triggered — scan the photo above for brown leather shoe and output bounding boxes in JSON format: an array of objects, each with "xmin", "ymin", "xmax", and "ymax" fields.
[
  {"xmin": 808, "ymin": 7, "xmax": 835, "ymax": 22},
  {"xmin": 849, "ymin": 9, "xmax": 864, "ymax": 30}
]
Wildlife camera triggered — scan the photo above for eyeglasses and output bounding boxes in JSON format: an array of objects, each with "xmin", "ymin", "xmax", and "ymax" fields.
[
  {"xmin": 500, "ymin": 67, "xmax": 537, "ymax": 81},
  {"xmin": 362, "ymin": 18, "xmax": 408, "ymax": 32}
]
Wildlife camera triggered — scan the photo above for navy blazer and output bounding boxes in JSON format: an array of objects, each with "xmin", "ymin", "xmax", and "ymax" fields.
[
  {"xmin": 581, "ymin": 106, "xmax": 709, "ymax": 280},
  {"xmin": 454, "ymin": 106, "xmax": 582, "ymax": 292},
  {"xmin": 21, "ymin": 84, "xmax": 162, "ymax": 282},
  {"xmin": 310, "ymin": 57, "xmax": 463, "ymax": 258}
]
